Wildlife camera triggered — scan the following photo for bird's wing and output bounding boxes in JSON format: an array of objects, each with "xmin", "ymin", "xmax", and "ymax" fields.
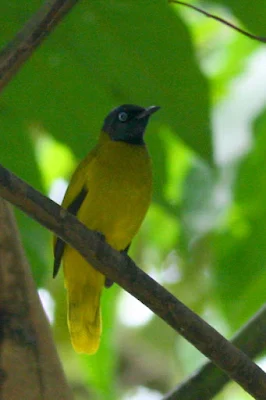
[{"xmin": 53, "ymin": 147, "xmax": 98, "ymax": 278}]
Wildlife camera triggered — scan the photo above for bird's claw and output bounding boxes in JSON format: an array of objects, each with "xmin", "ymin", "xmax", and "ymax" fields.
[{"xmin": 95, "ymin": 231, "xmax": 105, "ymax": 242}]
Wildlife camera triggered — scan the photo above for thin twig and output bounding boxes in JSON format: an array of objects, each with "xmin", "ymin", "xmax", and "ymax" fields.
[
  {"xmin": 163, "ymin": 304, "xmax": 266, "ymax": 399},
  {"xmin": 0, "ymin": 165, "xmax": 266, "ymax": 398},
  {"xmin": 0, "ymin": 0, "xmax": 79, "ymax": 92},
  {"xmin": 169, "ymin": 1, "xmax": 266, "ymax": 43}
]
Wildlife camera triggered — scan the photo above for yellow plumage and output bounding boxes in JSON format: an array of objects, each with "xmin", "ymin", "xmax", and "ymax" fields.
[{"xmin": 54, "ymin": 104, "xmax": 159, "ymax": 354}]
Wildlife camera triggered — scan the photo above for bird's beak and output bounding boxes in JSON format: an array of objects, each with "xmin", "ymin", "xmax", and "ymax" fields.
[{"xmin": 136, "ymin": 105, "xmax": 161, "ymax": 119}]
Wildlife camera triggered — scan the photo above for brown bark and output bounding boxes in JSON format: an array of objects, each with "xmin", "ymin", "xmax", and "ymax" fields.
[
  {"xmin": 0, "ymin": 199, "xmax": 72, "ymax": 400},
  {"xmin": 163, "ymin": 305, "xmax": 266, "ymax": 400}
]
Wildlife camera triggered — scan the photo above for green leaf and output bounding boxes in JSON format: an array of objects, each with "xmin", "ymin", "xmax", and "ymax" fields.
[
  {"xmin": 180, "ymin": 160, "xmax": 217, "ymax": 242},
  {"xmin": 0, "ymin": 104, "xmax": 48, "ymax": 284},
  {"xmin": 213, "ymin": 109, "xmax": 266, "ymax": 328},
  {"xmin": 210, "ymin": 0, "xmax": 266, "ymax": 35},
  {"xmin": 0, "ymin": 1, "xmax": 211, "ymax": 161},
  {"xmin": 214, "ymin": 214, "xmax": 266, "ymax": 329}
]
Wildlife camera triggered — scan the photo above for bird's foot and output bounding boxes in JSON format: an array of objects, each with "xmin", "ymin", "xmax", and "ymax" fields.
[
  {"xmin": 105, "ymin": 278, "xmax": 113, "ymax": 288},
  {"xmin": 95, "ymin": 231, "xmax": 105, "ymax": 242}
]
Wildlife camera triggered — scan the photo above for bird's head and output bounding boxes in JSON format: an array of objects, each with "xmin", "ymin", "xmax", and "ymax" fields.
[{"xmin": 102, "ymin": 104, "xmax": 160, "ymax": 145}]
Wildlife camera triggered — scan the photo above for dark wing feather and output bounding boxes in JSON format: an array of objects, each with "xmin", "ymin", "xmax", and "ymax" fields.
[{"xmin": 53, "ymin": 187, "xmax": 88, "ymax": 278}]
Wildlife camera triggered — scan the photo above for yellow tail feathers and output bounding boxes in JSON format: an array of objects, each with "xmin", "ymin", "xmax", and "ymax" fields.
[
  {"xmin": 63, "ymin": 248, "xmax": 105, "ymax": 354},
  {"xmin": 67, "ymin": 284, "xmax": 102, "ymax": 354}
]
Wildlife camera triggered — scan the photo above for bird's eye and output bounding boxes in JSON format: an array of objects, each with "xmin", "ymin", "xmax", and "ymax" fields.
[{"xmin": 118, "ymin": 112, "xmax": 128, "ymax": 122}]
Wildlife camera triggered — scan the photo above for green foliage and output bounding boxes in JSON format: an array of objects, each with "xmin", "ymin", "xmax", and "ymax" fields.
[
  {"xmin": 210, "ymin": 0, "xmax": 266, "ymax": 34},
  {"xmin": 1, "ymin": 1, "xmax": 266, "ymax": 399}
]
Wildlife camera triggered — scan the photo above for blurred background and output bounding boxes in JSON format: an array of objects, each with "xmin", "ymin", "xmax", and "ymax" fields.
[{"xmin": 1, "ymin": 0, "xmax": 266, "ymax": 399}]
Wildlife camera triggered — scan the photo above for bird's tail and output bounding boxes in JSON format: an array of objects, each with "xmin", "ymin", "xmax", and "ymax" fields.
[{"xmin": 64, "ymin": 251, "xmax": 105, "ymax": 354}]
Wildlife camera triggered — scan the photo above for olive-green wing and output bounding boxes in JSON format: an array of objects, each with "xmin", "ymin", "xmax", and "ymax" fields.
[{"xmin": 53, "ymin": 147, "xmax": 97, "ymax": 278}]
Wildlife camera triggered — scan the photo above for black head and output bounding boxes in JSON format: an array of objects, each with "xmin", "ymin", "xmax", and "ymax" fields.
[{"xmin": 102, "ymin": 104, "xmax": 160, "ymax": 145}]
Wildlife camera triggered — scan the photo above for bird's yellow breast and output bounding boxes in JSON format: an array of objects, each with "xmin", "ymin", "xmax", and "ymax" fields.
[{"xmin": 77, "ymin": 132, "xmax": 152, "ymax": 250}]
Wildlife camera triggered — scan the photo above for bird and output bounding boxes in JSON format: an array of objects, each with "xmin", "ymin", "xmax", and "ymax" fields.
[{"xmin": 53, "ymin": 104, "xmax": 160, "ymax": 354}]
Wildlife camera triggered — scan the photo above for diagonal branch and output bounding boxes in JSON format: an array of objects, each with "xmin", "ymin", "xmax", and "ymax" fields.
[
  {"xmin": 163, "ymin": 304, "xmax": 266, "ymax": 400},
  {"xmin": 0, "ymin": 0, "xmax": 79, "ymax": 92},
  {"xmin": 0, "ymin": 165, "xmax": 266, "ymax": 399}
]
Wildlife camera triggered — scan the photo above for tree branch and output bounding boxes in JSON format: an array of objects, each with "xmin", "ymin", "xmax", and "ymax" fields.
[
  {"xmin": 163, "ymin": 304, "xmax": 266, "ymax": 399},
  {"xmin": 169, "ymin": 1, "xmax": 266, "ymax": 43},
  {"xmin": 0, "ymin": 165, "xmax": 266, "ymax": 398},
  {"xmin": 0, "ymin": 198, "xmax": 73, "ymax": 400},
  {"xmin": 0, "ymin": 0, "xmax": 79, "ymax": 92}
]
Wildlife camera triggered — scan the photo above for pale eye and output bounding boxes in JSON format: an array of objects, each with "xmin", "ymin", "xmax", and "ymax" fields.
[{"xmin": 118, "ymin": 111, "xmax": 128, "ymax": 122}]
